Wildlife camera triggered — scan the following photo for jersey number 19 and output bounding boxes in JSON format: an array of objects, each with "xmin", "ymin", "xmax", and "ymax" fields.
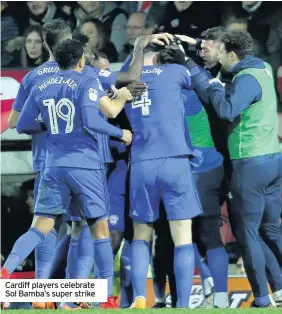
[{"xmin": 43, "ymin": 98, "xmax": 75, "ymax": 134}]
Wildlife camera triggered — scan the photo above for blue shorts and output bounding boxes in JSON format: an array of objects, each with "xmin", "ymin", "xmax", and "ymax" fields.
[
  {"xmin": 107, "ymin": 159, "xmax": 128, "ymax": 231},
  {"xmin": 33, "ymin": 172, "xmax": 41, "ymax": 205},
  {"xmin": 130, "ymin": 157, "xmax": 202, "ymax": 223},
  {"xmin": 61, "ymin": 198, "xmax": 83, "ymax": 222},
  {"xmin": 35, "ymin": 166, "xmax": 109, "ymax": 220},
  {"xmin": 34, "ymin": 172, "xmax": 82, "ymax": 222}
]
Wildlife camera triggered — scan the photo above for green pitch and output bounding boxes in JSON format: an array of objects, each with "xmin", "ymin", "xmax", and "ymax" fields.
[{"xmin": 4, "ymin": 309, "xmax": 280, "ymax": 314}]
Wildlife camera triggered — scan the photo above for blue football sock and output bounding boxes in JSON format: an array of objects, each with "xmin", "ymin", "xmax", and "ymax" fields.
[
  {"xmin": 76, "ymin": 224, "xmax": 94, "ymax": 279},
  {"xmin": 49, "ymin": 234, "xmax": 70, "ymax": 278},
  {"xmin": 206, "ymin": 247, "xmax": 228, "ymax": 293},
  {"xmin": 94, "ymin": 238, "xmax": 114, "ymax": 296},
  {"xmin": 193, "ymin": 244, "xmax": 211, "ymax": 280},
  {"xmin": 174, "ymin": 244, "xmax": 194, "ymax": 308},
  {"xmin": 255, "ymin": 295, "xmax": 271, "ymax": 306},
  {"xmin": 35, "ymin": 229, "xmax": 57, "ymax": 279},
  {"xmin": 94, "ymin": 264, "xmax": 100, "ymax": 279},
  {"xmin": 131, "ymin": 240, "xmax": 150, "ymax": 299},
  {"xmin": 120, "ymin": 240, "xmax": 133, "ymax": 308},
  {"xmin": 92, "ymin": 241, "xmax": 99, "ymax": 278},
  {"xmin": 66, "ymin": 237, "xmax": 79, "ymax": 279},
  {"xmin": 4, "ymin": 228, "xmax": 45, "ymax": 273}
]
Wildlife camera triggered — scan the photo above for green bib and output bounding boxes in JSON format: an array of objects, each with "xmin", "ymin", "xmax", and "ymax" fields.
[
  {"xmin": 228, "ymin": 62, "xmax": 280, "ymax": 159},
  {"xmin": 186, "ymin": 107, "xmax": 215, "ymax": 148}
]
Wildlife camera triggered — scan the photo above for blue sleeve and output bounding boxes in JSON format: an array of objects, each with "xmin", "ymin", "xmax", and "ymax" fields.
[
  {"xmin": 80, "ymin": 78, "xmax": 104, "ymax": 110},
  {"xmin": 16, "ymin": 88, "xmax": 44, "ymax": 134},
  {"xmin": 178, "ymin": 65, "xmax": 192, "ymax": 89},
  {"xmin": 183, "ymin": 62, "xmax": 211, "ymax": 104},
  {"xmin": 82, "ymin": 107, "xmax": 123, "ymax": 138},
  {"xmin": 120, "ymin": 55, "xmax": 132, "ymax": 72},
  {"xmin": 208, "ymin": 74, "xmax": 262, "ymax": 121},
  {"xmin": 79, "ymin": 78, "xmax": 123, "ymax": 138},
  {"xmin": 183, "ymin": 91, "xmax": 203, "ymax": 116},
  {"xmin": 12, "ymin": 80, "xmax": 30, "ymax": 112},
  {"xmin": 98, "ymin": 69, "xmax": 118, "ymax": 90}
]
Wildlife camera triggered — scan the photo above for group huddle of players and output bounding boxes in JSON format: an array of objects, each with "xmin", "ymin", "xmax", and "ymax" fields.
[{"xmin": 1, "ymin": 16, "xmax": 282, "ymax": 310}]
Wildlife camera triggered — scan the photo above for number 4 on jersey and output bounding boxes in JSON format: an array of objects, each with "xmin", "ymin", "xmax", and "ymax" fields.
[
  {"xmin": 43, "ymin": 98, "xmax": 75, "ymax": 134},
  {"xmin": 132, "ymin": 91, "xmax": 151, "ymax": 115}
]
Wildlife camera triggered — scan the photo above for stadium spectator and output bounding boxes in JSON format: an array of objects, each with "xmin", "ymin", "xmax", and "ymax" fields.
[
  {"xmin": 21, "ymin": 25, "xmax": 48, "ymax": 68},
  {"xmin": 224, "ymin": 15, "xmax": 248, "ymax": 31},
  {"xmin": 4, "ymin": 2, "xmax": 75, "ymax": 57},
  {"xmin": 100, "ymin": 2, "xmax": 128, "ymax": 54},
  {"xmin": 1, "ymin": 1, "xmax": 20, "ymax": 67},
  {"xmin": 223, "ymin": 1, "xmax": 282, "ymax": 74},
  {"xmin": 74, "ymin": 1, "xmax": 100, "ymax": 25},
  {"xmin": 119, "ymin": 11, "xmax": 155, "ymax": 61},
  {"xmin": 24, "ymin": 1, "xmax": 75, "ymax": 29},
  {"xmin": 75, "ymin": 1, "xmax": 128, "ymax": 54},
  {"xmin": 121, "ymin": 1, "xmax": 168, "ymax": 28},
  {"xmin": 79, "ymin": 17, "xmax": 118, "ymax": 62},
  {"xmin": 159, "ymin": 1, "xmax": 222, "ymax": 39}
]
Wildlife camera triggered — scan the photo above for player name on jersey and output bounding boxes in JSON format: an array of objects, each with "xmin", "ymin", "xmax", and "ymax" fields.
[
  {"xmin": 38, "ymin": 77, "xmax": 78, "ymax": 92},
  {"xmin": 142, "ymin": 68, "xmax": 163, "ymax": 76},
  {"xmin": 37, "ymin": 66, "xmax": 59, "ymax": 76}
]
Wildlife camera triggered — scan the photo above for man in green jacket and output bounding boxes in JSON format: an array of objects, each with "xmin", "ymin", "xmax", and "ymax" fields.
[{"xmin": 205, "ymin": 29, "xmax": 282, "ymax": 308}]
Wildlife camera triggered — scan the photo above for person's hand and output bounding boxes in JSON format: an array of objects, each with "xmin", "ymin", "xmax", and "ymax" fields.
[
  {"xmin": 5, "ymin": 37, "xmax": 23, "ymax": 52},
  {"xmin": 175, "ymin": 34, "xmax": 197, "ymax": 46},
  {"xmin": 209, "ymin": 78, "xmax": 225, "ymax": 87},
  {"xmin": 121, "ymin": 129, "xmax": 132, "ymax": 145},
  {"xmin": 113, "ymin": 86, "xmax": 133, "ymax": 101},
  {"xmin": 150, "ymin": 33, "xmax": 174, "ymax": 46},
  {"xmin": 135, "ymin": 33, "xmax": 174, "ymax": 49},
  {"xmin": 126, "ymin": 82, "xmax": 147, "ymax": 97},
  {"xmin": 135, "ymin": 35, "xmax": 151, "ymax": 49}
]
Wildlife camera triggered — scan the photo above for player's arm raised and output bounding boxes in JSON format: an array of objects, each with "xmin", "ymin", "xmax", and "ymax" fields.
[
  {"xmin": 99, "ymin": 85, "xmax": 132, "ymax": 118},
  {"xmin": 116, "ymin": 33, "xmax": 173, "ymax": 87}
]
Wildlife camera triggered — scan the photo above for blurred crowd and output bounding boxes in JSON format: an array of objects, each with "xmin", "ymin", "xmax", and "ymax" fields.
[
  {"xmin": 1, "ymin": 1, "xmax": 281, "ymax": 69},
  {"xmin": 2, "ymin": 1, "xmax": 282, "ymax": 108}
]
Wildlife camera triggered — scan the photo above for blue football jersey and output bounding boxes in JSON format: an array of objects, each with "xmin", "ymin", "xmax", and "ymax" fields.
[
  {"xmin": 21, "ymin": 70, "xmax": 105, "ymax": 169},
  {"xmin": 83, "ymin": 65, "xmax": 118, "ymax": 164},
  {"xmin": 12, "ymin": 60, "xmax": 59, "ymax": 171},
  {"xmin": 125, "ymin": 64, "xmax": 193, "ymax": 163}
]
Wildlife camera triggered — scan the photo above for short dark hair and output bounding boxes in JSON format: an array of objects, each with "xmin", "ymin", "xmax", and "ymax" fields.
[
  {"xmin": 92, "ymin": 50, "xmax": 108, "ymax": 61},
  {"xmin": 201, "ymin": 26, "xmax": 226, "ymax": 42},
  {"xmin": 143, "ymin": 43, "xmax": 165, "ymax": 55},
  {"xmin": 43, "ymin": 19, "xmax": 72, "ymax": 52},
  {"xmin": 54, "ymin": 39, "xmax": 84, "ymax": 70},
  {"xmin": 222, "ymin": 30, "xmax": 253, "ymax": 59},
  {"xmin": 72, "ymin": 31, "xmax": 89, "ymax": 48}
]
